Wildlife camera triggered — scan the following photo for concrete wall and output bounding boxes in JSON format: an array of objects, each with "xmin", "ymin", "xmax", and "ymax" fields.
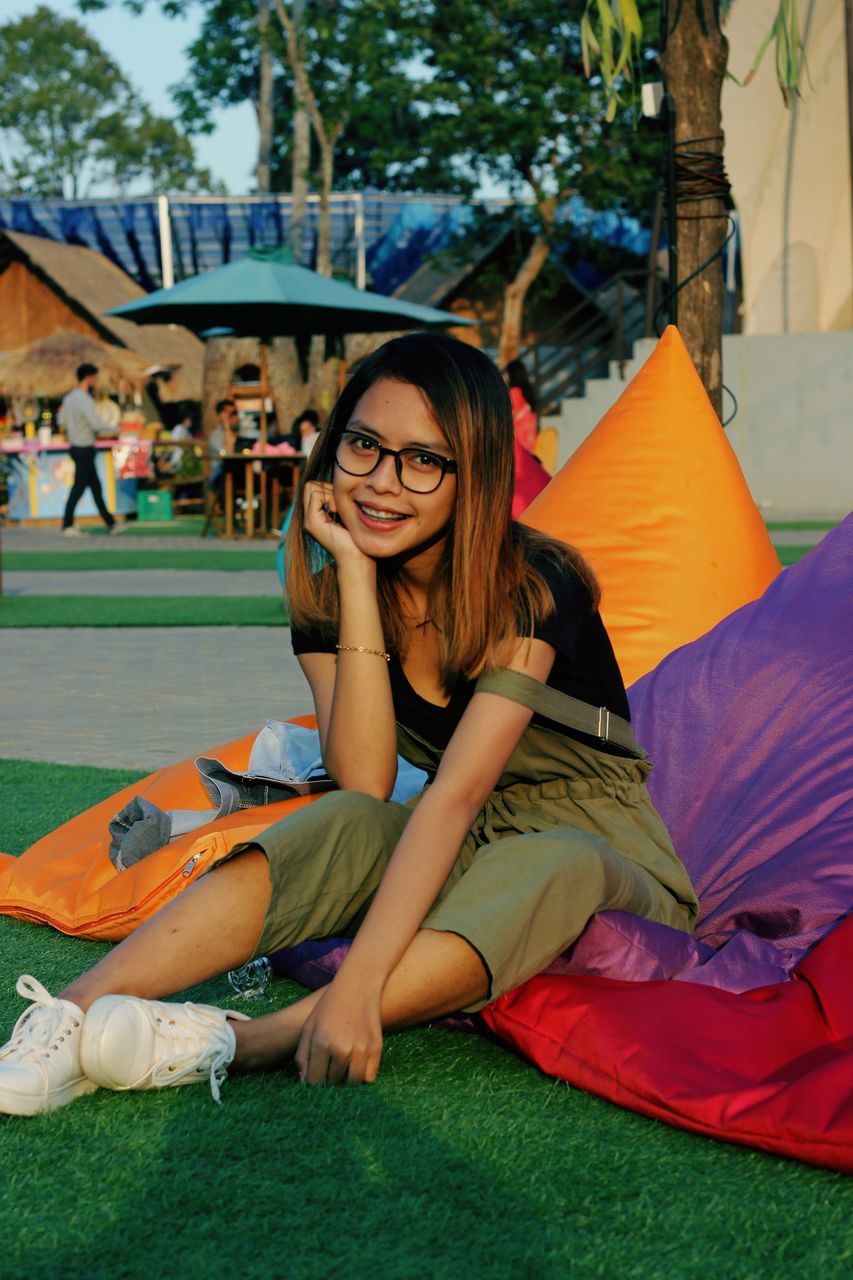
[{"xmin": 542, "ymin": 330, "xmax": 853, "ymax": 519}]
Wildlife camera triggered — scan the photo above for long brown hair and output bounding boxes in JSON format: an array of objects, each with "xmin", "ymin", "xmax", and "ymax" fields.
[{"xmin": 286, "ymin": 333, "xmax": 598, "ymax": 688}]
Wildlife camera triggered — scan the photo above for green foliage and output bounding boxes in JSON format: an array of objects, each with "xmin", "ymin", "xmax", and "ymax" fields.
[
  {"xmin": 82, "ymin": 0, "xmax": 463, "ymax": 193},
  {"xmin": 415, "ymin": 1, "xmax": 663, "ymax": 216},
  {"xmin": 0, "ymin": 5, "xmax": 221, "ymax": 197},
  {"xmin": 581, "ymin": 0, "xmax": 644, "ymax": 121},
  {"xmin": 267, "ymin": 0, "xmax": 466, "ymax": 191}
]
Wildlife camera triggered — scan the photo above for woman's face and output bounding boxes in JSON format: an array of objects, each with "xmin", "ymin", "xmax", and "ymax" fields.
[{"xmin": 332, "ymin": 378, "xmax": 457, "ymax": 565}]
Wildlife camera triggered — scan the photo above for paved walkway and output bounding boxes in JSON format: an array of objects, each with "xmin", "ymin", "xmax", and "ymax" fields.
[
  {"xmin": 766, "ymin": 528, "xmax": 832, "ymax": 546},
  {"xmin": 2, "ymin": 627, "xmax": 314, "ymax": 772},
  {"xmin": 4, "ymin": 570, "xmax": 282, "ymax": 596},
  {"xmin": 1, "ymin": 518, "xmax": 836, "ymax": 775}
]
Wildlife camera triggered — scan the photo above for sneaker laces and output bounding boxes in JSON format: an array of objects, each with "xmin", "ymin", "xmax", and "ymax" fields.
[
  {"xmin": 147, "ymin": 1003, "xmax": 239, "ymax": 1103},
  {"xmin": 1, "ymin": 976, "xmax": 81, "ymax": 1064}
]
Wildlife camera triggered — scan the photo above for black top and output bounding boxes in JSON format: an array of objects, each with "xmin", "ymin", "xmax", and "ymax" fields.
[{"xmin": 290, "ymin": 551, "xmax": 631, "ymax": 755}]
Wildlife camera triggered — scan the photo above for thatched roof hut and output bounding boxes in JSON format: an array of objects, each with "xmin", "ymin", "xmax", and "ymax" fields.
[
  {"xmin": 0, "ymin": 230, "xmax": 203, "ymax": 401},
  {"xmin": 0, "ymin": 330, "xmax": 152, "ymax": 400}
]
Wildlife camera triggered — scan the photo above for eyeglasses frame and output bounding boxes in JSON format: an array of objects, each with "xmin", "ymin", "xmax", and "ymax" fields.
[{"xmin": 333, "ymin": 428, "xmax": 458, "ymax": 494}]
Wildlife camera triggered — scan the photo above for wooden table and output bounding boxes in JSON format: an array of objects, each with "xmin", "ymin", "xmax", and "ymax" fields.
[{"xmin": 218, "ymin": 452, "xmax": 308, "ymax": 539}]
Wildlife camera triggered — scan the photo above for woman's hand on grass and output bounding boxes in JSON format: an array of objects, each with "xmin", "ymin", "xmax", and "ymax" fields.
[
  {"xmin": 303, "ymin": 480, "xmax": 369, "ymax": 567},
  {"xmin": 294, "ymin": 977, "xmax": 383, "ymax": 1086}
]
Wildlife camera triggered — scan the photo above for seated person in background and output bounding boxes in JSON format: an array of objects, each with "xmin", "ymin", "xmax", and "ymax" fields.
[
  {"xmin": 156, "ymin": 412, "xmax": 197, "ymax": 477},
  {"xmin": 207, "ymin": 399, "xmax": 240, "ymax": 498},
  {"xmin": 503, "ymin": 359, "xmax": 539, "ymax": 454},
  {"xmin": 292, "ymin": 409, "xmax": 321, "ymax": 457}
]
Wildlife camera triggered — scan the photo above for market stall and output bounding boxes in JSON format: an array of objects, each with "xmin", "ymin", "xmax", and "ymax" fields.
[
  {"xmin": 0, "ymin": 331, "xmax": 160, "ymax": 525},
  {"xmin": 2, "ymin": 437, "xmax": 145, "ymax": 524}
]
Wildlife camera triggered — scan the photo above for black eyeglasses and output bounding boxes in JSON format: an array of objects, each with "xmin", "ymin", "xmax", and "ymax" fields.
[{"xmin": 334, "ymin": 430, "xmax": 457, "ymax": 494}]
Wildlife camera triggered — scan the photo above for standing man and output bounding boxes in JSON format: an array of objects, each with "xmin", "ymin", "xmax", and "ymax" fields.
[{"xmin": 59, "ymin": 363, "xmax": 119, "ymax": 537}]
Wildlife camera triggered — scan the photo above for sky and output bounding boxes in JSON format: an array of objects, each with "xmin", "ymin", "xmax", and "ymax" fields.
[{"xmin": 28, "ymin": 0, "xmax": 259, "ymax": 194}]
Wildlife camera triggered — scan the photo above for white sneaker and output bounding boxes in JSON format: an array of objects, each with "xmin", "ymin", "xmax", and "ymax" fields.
[
  {"xmin": 61, "ymin": 526, "xmax": 84, "ymax": 538},
  {"xmin": 81, "ymin": 996, "xmax": 250, "ymax": 1103},
  {"xmin": 0, "ymin": 975, "xmax": 97, "ymax": 1115}
]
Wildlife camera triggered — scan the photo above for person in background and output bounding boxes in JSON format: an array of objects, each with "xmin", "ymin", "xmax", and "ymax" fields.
[
  {"xmin": 503, "ymin": 359, "xmax": 539, "ymax": 454},
  {"xmin": 59, "ymin": 363, "xmax": 119, "ymax": 538},
  {"xmin": 156, "ymin": 412, "xmax": 196, "ymax": 477},
  {"xmin": 293, "ymin": 409, "xmax": 321, "ymax": 457},
  {"xmin": 207, "ymin": 398, "xmax": 239, "ymax": 500}
]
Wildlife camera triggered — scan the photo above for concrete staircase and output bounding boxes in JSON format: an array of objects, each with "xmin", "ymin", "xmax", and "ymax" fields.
[{"xmin": 541, "ymin": 337, "xmax": 657, "ymax": 471}]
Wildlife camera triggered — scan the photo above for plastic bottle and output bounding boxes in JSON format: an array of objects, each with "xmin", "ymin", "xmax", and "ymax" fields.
[{"xmin": 226, "ymin": 955, "xmax": 272, "ymax": 1001}]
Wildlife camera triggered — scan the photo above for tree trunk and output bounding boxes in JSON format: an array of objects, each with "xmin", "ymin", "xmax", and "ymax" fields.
[
  {"xmin": 497, "ymin": 230, "xmax": 551, "ymax": 368},
  {"xmin": 256, "ymin": 0, "xmax": 274, "ymax": 193},
  {"xmin": 266, "ymin": 336, "xmax": 305, "ymax": 428},
  {"xmin": 201, "ymin": 336, "xmax": 256, "ymax": 436},
  {"xmin": 315, "ymin": 137, "xmax": 334, "ymax": 278},
  {"xmin": 306, "ymin": 135, "xmax": 339, "ymax": 405},
  {"xmin": 290, "ymin": 92, "xmax": 310, "ymax": 261},
  {"xmin": 661, "ymin": 2, "xmax": 729, "ymax": 419},
  {"xmin": 289, "ymin": 0, "xmax": 309, "ymax": 261},
  {"xmin": 273, "ymin": 0, "xmax": 346, "ymax": 280}
]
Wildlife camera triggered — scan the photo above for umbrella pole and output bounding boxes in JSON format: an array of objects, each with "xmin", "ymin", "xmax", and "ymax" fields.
[{"xmin": 260, "ymin": 339, "xmax": 270, "ymax": 452}]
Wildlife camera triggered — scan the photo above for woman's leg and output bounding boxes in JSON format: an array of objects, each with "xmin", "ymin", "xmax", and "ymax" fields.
[
  {"xmin": 65, "ymin": 790, "xmax": 413, "ymax": 1014},
  {"xmin": 233, "ymin": 928, "xmax": 488, "ymax": 1071},
  {"xmin": 61, "ymin": 848, "xmax": 272, "ymax": 1012}
]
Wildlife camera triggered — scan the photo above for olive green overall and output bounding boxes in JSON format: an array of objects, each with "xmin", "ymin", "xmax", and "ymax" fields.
[{"xmin": 244, "ymin": 669, "xmax": 698, "ymax": 1011}]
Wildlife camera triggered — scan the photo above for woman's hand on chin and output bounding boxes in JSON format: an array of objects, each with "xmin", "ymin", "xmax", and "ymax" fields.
[
  {"xmin": 294, "ymin": 976, "xmax": 383, "ymax": 1086},
  {"xmin": 303, "ymin": 479, "xmax": 371, "ymax": 568}
]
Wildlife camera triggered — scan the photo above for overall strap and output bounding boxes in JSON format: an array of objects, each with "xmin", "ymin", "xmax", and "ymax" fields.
[{"xmin": 475, "ymin": 669, "xmax": 644, "ymax": 759}]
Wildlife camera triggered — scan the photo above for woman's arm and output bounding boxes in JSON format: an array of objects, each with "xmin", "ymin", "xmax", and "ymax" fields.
[
  {"xmin": 298, "ymin": 635, "xmax": 556, "ymax": 1084},
  {"xmin": 298, "ymin": 481, "xmax": 398, "ymax": 799}
]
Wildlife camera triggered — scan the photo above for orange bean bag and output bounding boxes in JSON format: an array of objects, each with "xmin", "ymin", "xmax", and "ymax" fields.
[
  {"xmin": 523, "ymin": 326, "xmax": 781, "ymax": 686},
  {"xmin": 0, "ymin": 724, "xmax": 321, "ymax": 940}
]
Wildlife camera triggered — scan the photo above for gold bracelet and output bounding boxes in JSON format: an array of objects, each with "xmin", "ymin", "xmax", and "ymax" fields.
[{"xmin": 335, "ymin": 643, "xmax": 391, "ymax": 662}]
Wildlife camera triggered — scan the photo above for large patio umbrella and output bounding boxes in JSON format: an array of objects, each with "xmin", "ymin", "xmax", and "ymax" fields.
[
  {"xmin": 106, "ymin": 245, "xmax": 474, "ymax": 340},
  {"xmin": 107, "ymin": 246, "xmax": 474, "ymax": 448}
]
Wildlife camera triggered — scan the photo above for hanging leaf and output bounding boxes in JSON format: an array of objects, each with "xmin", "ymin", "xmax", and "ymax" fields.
[
  {"xmin": 726, "ymin": 1, "xmax": 808, "ymax": 101},
  {"xmin": 583, "ymin": 0, "xmax": 810, "ymax": 120},
  {"xmin": 582, "ymin": 0, "xmax": 642, "ymax": 119}
]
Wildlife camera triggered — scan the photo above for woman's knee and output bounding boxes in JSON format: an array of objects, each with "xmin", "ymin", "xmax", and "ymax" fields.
[
  {"xmin": 532, "ymin": 833, "xmax": 611, "ymax": 904},
  {"xmin": 538, "ymin": 835, "xmax": 666, "ymax": 919}
]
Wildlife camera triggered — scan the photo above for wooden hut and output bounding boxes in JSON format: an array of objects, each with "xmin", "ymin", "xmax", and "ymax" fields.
[{"xmin": 0, "ymin": 230, "xmax": 203, "ymax": 402}]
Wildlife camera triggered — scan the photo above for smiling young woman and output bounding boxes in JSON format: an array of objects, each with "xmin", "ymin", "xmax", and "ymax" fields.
[{"xmin": 0, "ymin": 333, "xmax": 698, "ymax": 1112}]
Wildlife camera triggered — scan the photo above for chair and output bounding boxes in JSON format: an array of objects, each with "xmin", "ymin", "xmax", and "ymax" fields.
[{"xmin": 200, "ymin": 450, "xmax": 225, "ymax": 538}]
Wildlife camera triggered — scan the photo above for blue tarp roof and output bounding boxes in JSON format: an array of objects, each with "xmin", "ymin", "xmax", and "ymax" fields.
[{"xmin": 0, "ymin": 193, "xmax": 652, "ymax": 297}]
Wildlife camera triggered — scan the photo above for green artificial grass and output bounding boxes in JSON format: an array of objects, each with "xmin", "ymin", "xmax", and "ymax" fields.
[
  {"xmin": 765, "ymin": 520, "xmax": 838, "ymax": 531},
  {"xmin": 777, "ymin": 545, "xmax": 813, "ymax": 567},
  {"xmin": 4, "ymin": 551, "xmax": 278, "ymax": 572},
  {"xmin": 87, "ymin": 517, "xmax": 208, "ymax": 537},
  {"xmin": 0, "ymin": 596, "xmax": 287, "ymax": 628},
  {"xmin": 1, "ymin": 758, "xmax": 850, "ymax": 1280}
]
